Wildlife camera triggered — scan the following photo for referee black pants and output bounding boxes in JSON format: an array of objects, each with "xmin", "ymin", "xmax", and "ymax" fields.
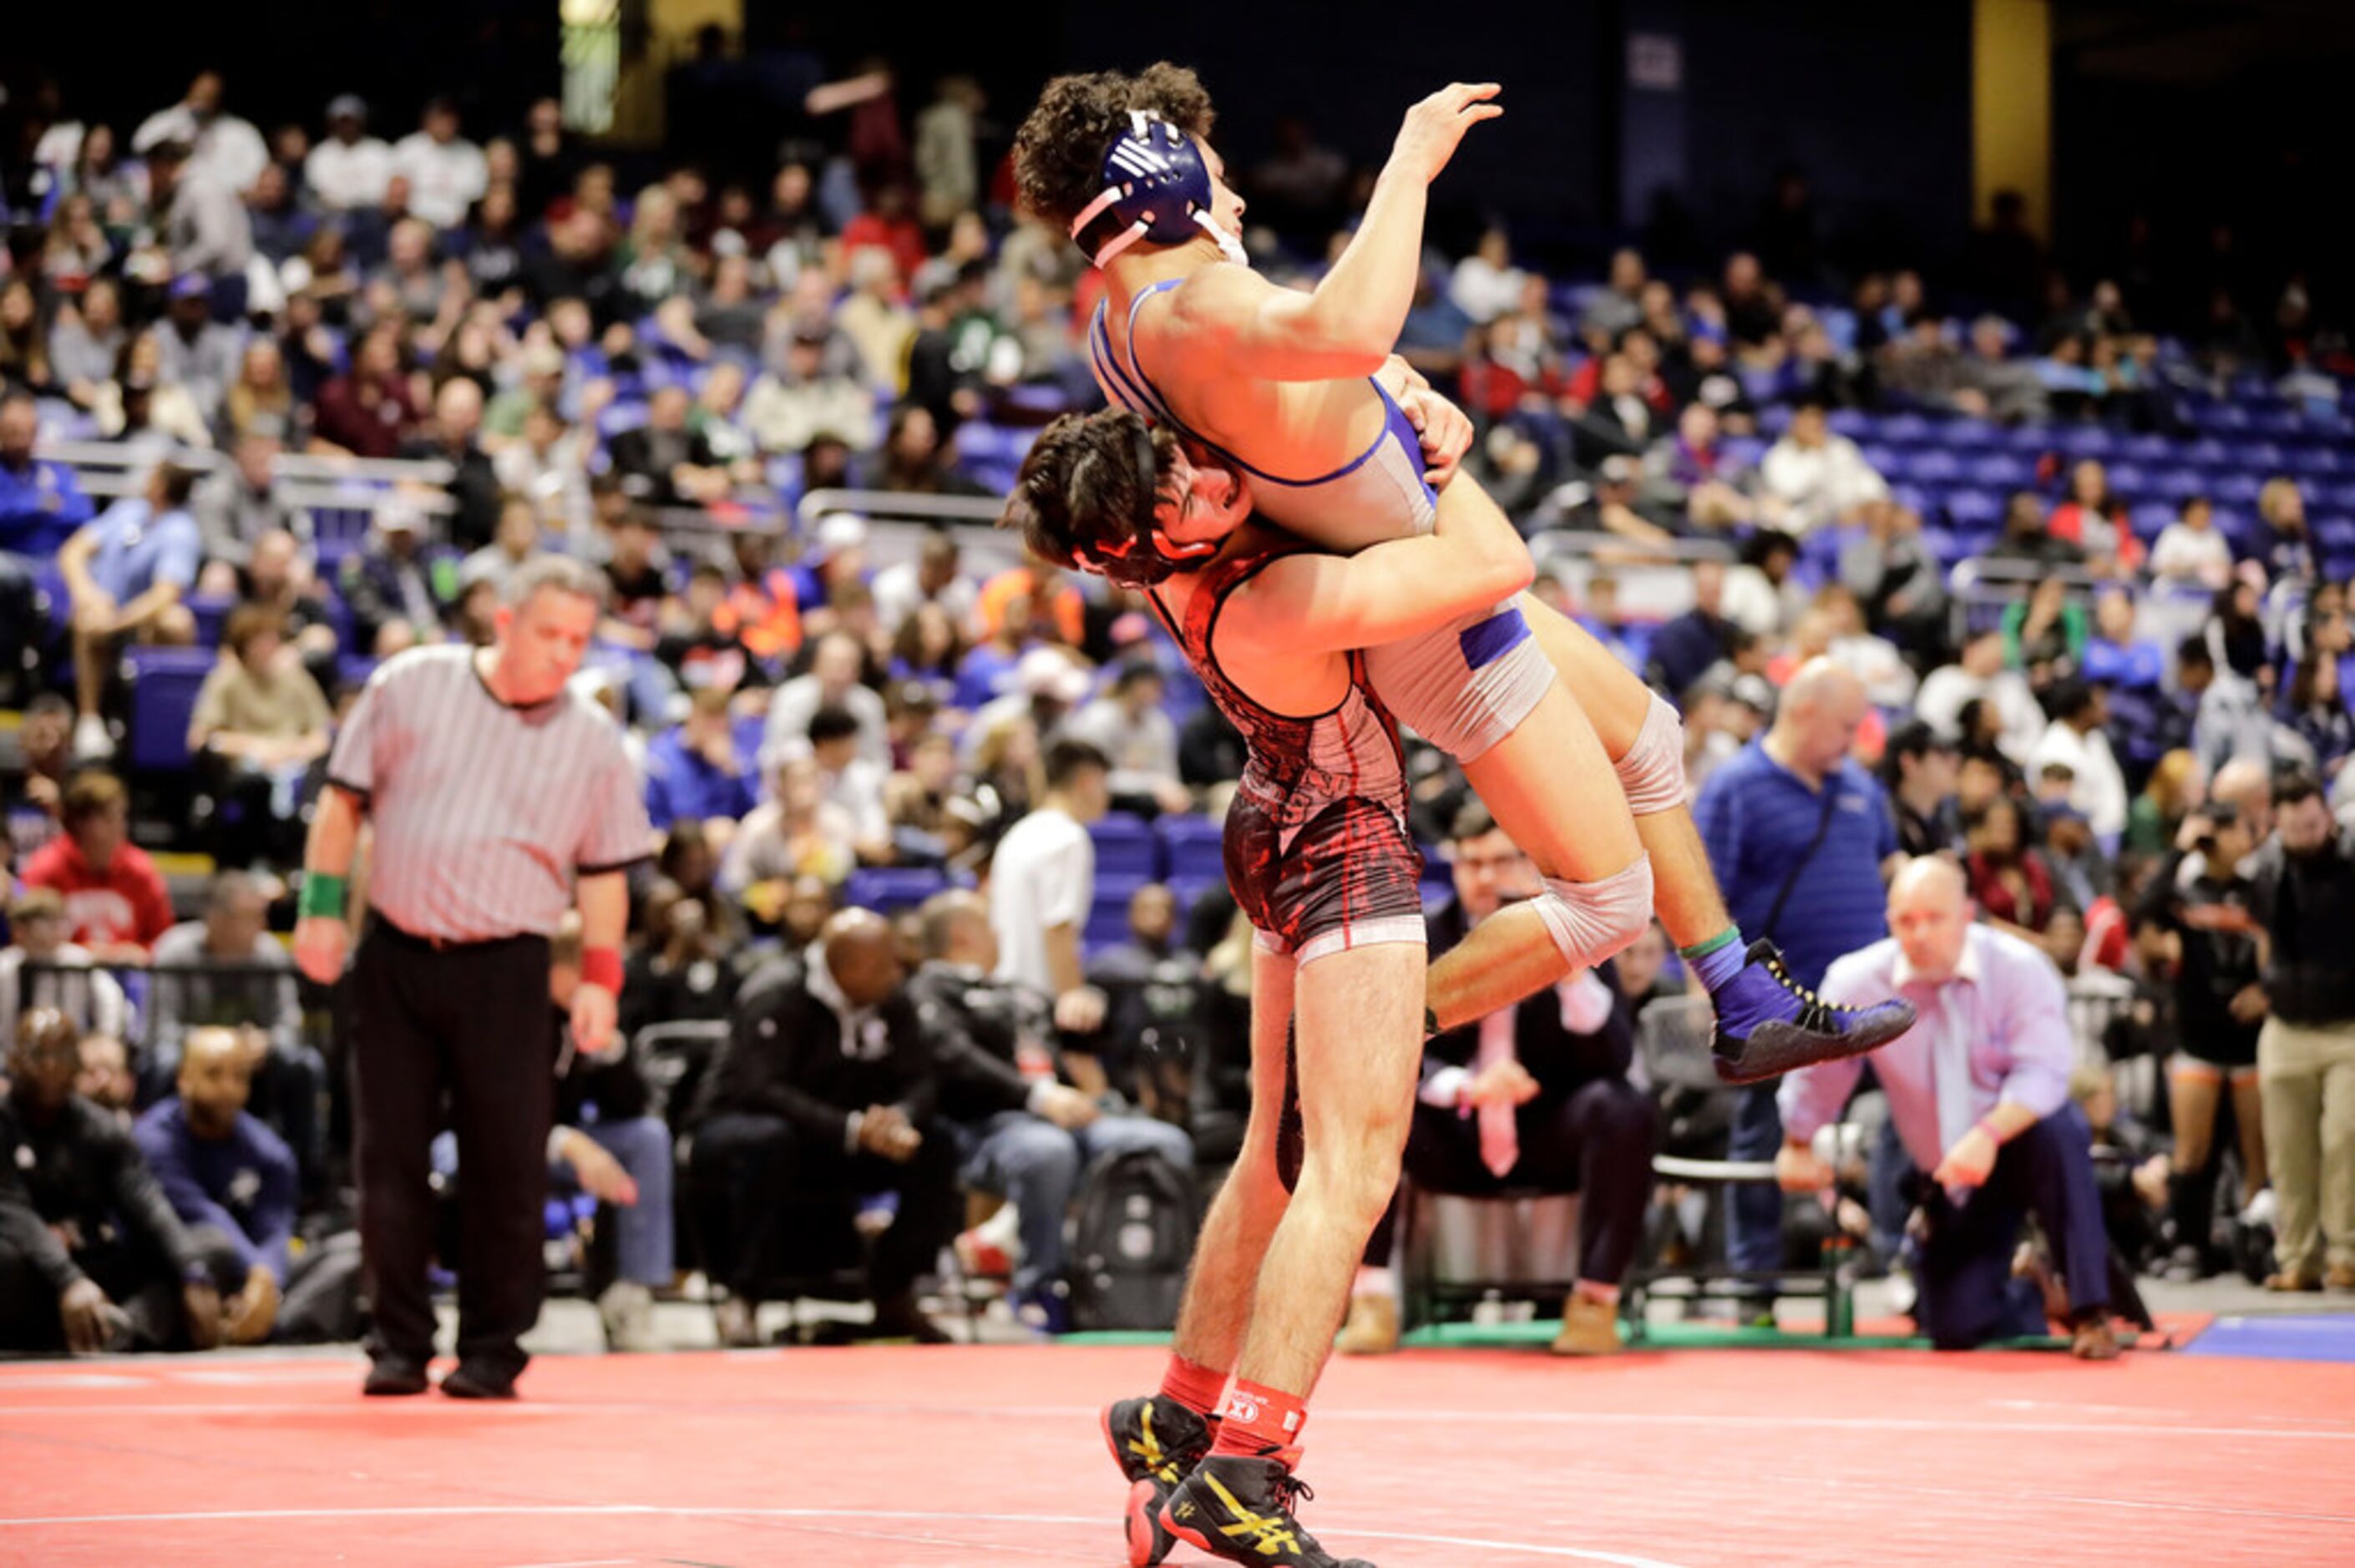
[{"xmin": 351, "ymin": 923, "xmax": 554, "ymax": 1382}]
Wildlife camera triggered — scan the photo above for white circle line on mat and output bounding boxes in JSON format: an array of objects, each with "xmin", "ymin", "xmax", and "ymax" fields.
[{"xmin": 0, "ymin": 1504, "xmax": 1691, "ymax": 1564}]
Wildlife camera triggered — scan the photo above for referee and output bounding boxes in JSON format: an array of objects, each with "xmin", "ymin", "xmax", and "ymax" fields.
[{"xmin": 295, "ymin": 555, "xmax": 651, "ymax": 1399}]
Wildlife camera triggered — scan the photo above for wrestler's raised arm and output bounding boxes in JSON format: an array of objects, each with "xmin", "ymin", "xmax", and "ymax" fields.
[{"xmin": 1156, "ymin": 83, "xmax": 1502, "ymax": 382}]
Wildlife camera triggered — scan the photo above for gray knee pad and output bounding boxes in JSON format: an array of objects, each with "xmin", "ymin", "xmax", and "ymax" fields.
[
  {"xmin": 1614, "ymin": 693, "xmax": 1689, "ymax": 815},
  {"xmin": 1532, "ymin": 856, "xmax": 1654, "ymax": 969}
]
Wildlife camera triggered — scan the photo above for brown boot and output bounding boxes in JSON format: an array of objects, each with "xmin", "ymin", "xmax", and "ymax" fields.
[
  {"xmin": 2265, "ymin": 1269, "xmax": 2323, "ymax": 1292},
  {"xmin": 1551, "ymin": 1292, "xmax": 1623, "ymax": 1357},
  {"xmin": 2327, "ymin": 1264, "xmax": 2355, "ymax": 1292},
  {"xmin": 2070, "ymin": 1316, "xmax": 2121, "ymax": 1361},
  {"xmin": 1334, "ymin": 1292, "xmax": 1399, "ymax": 1356}
]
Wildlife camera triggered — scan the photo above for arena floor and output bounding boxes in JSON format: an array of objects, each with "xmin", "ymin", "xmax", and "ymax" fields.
[{"xmin": 6, "ymin": 1308, "xmax": 2353, "ymax": 1567}]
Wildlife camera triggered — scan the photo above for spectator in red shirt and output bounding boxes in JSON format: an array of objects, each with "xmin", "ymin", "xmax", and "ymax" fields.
[
  {"xmin": 311, "ymin": 321, "xmax": 422, "ymax": 459},
  {"xmin": 21, "ymin": 771, "xmax": 175, "ymax": 961},
  {"xmin": 839, "ymin": 183, "xmax": 928, "ymax": 295},
  {"xmin": 2048, "ymin": 458, "xmax": 2144, "ymax": 573}
]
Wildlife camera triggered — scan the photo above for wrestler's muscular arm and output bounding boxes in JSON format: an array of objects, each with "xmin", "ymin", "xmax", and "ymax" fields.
[
  {"xmin": 1154, "ymin": 84, "xmax": 1502, "ymax": 382},
  {"xmin": 1220, "ymin": 483, "xmax": 1532, "ymax": 660}
]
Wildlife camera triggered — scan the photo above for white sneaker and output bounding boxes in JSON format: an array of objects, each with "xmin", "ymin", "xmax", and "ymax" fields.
[
  {"xmin": 598, "ymin": 1280, "xmax": 658, "ymax": 1353},
  {"xmin": 73, "ymin": 713, "xmax": 114, "ymax": 761}
]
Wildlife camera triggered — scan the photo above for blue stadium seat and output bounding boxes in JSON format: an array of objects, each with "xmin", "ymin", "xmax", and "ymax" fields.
[
  {"xmin": 2130, "ymin": 502, "xmax": 2177, "ymax": 543},
  {"xmin": 2102, "ymin": 463, "xmax": 2150, "ymax": 502},
  {"xmin": 2120, "ymin": 432, "xmax": 2174, "ymax": 464},
  {"xmin": 2180, "ymin": 438, "xmax": 2233, "ymax": 471},
  {"xmin": 1998, "ymin": 423, "xmax": 2052, "ymax": 454},
  {"xmin": 2211, "ymin": 473, "xmax": 2264, "ymax": 508},
  {"xmin": 1087, "ymin": 873, "xmax": 1150, "ymax": 951},
  {"xmin": 336, "ymin": 655, "xmax": 381, "ymax": 690},
  {"xmin": 1089, "ymin": 813, "xmax": 1157, "ymax": 878},
  {"xmin": 2150, "ymin": 468, "xmax": 2206, "ymax": 504},
  {"xmin": 1937, "ymin": 419, "xmax": 1999, "ymax": 451},
  {"xmin": 1827, "ymin": 408, "xmax": 1870, "ymax": 438},
  {"xmin": 1893, "ymin": 448, "xmax": 1962, "ymax": 485},
  {"xmin": 1877, "ymin": 412, "xmax": 1934, "ymax": 445},
  {"xmin": 1942, "ymin": 489, "xmax": 2003, "ymax": 529},
  {"xmin": 1157, "ymin": 813, "xmax": 1225, "ymax": 881},
  {"xmin": 1856, "ymin": 443, "xmax": 1901, "ymax": 476},
  {"xmin": 185, "ymin": 593, "xmax": 235, "ymax": 650},
  {"xmin": 2051, "ymin": 425, "xmax": 2116, "ymax": 459},
  {"xmin": 2194, "ymin": 403, "xmax": 2251, "ymax": 433},
  {"xmin": 2239, "ymin": 442, "xmax": 2287, "ymax": 473},
  {"xmin": 125, "ymin": 646, "xmax": 217, "ymax": 775},
  {"xmin": 840, "ymin": 866, "xmax": 949, "ymax": 916},
  {"xmin": 1966, "ymin": 453, "xmax": 2034, "ymax": 491},
  {"xmin": 1719, "ymin": 436, "xmax": 1768, "ymax": 469},
  {"xmin": 2313, "ymin": 515, "xmax": 2355, "ymax": 551}
]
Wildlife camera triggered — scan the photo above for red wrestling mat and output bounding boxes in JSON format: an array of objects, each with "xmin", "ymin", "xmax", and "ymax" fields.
[{"xmin": 3, "ymin": 1342, "xmax": 2350, "ymax": 1565}]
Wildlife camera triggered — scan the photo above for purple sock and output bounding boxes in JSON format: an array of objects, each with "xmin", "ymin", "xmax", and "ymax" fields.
[{"xmin": 1682, "ymin": 929, "xmax": 1748, "ymax": 994}]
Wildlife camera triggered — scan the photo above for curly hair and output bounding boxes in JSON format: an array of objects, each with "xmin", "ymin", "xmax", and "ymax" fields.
[
  {"xmin": 1012, "ymin": 63, "xmax": 1219, "ymax": 235},
  {"xmin": 999, "ymin": 410, "xmax": 1180, "ymax": 585}
]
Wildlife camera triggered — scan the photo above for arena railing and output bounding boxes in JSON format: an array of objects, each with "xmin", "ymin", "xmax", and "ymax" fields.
[
  {"xmin": 15, "ymin": 955, "xmax": 338, "ymax": 1077},
  {"xmin": 645, "ymin": 488, "xmax": 1035, "ymax": 579}
]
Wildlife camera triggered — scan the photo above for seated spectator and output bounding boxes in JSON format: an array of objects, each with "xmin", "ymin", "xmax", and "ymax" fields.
[
  {"xmin": 1964, "ymin": 797, "xmax": 2058, "ymax": 936},
  {"xmin": 459, "ymin": 495, "xmax": 549, "ymax": 604},
  {"xmin": 403, "ymin": 379, "xmax": 503, "ymax": 554},
  {"xmin": 2253, "ymin": 476, "xmax": 2317, "ymax": 588},
  {"xmin": 805, "ymin": 705, "xmax": 892, "ymax": 864},
  {"xmin": 0, "ymin": 887, "xmax": 130, "ymax": 1047},
  {"xmin": 1885, "ymin": 720, "xmax": 1963, "ymax": 859},
  {"xmin": 193, "ymin": 425, "xmax": 300, "ymax": 585},
  {"xmin": 1643, "ymin": 402, "xmax": 1756, "ymax": 532},
  {"xmin": 619, "ymin": 878, "xmax": 743, "ymax": 1039},
  {"xmin": 687, "ymin": 910, "xmax": 958, "ymax": 1345},
  {"xmin": 311, "ymin": 321, "xmax": 421, "ymax": 458},
  {"xmin": 876, "ymin": 403, "xmax": 986, "ymax": 497},
  {"xmin": 189, "ymin": 604, "xmax": 333, "ymax": 868},
  {"xmin": 1952, "ymin": 314, "xmax": 2048, "ymax": 423},
  {"xmin": 2151, "ymin": 496, "xmax": 2234, "ymax": 590},
  {"xmin": 132, "ymin": 1026, "xmax": 296, "ymax": 1347},
  {"xmin": 23, "ymin": 772, "xmax": 175, "ymax": 961},
  {"xmin": 744, "ymin": 321, "xmax": 877, "ymax": 457},
  {"xmin": 762, "ymin": 631, "xmax": 889, "ymax": 770},
  {"xmin": 58, "ymin": 461, "xmax": 203, "ymax": 759},
  {"xmin": 0, "ymin": 1009, "xmax": 223, "ymax": 1353},
  {"xmin": 492, "ymin": 397, "xmax": 594, "ymax": 540},
  {"xmin": 2178, "ymin": 636, "xmax": 2273, "ymax": 779},
  {"xmin": 1720, "ymin": 528, "xmax": 1805, "ymax": 639},
  {"xmin": 2209, "ymin": 577, "xmax": 2276, "ymax": 693},
  {"xmin": 872, "ymin": 527, "xmax": 978, "ymax": 635},
  {"xmin": 655, "ymin": 561, "xmax": 757, "ymax": 695},
  {"xmin": 547, "ymin": 919, "xmax": 675, "ymax": 1353},
  {"xmin": 965, "ymin": 646, "xmax": 1092, "ymax": 771},
  {"xmin": 220, "ymin": 337, "xmax": 297, "ymax": 448},
  {"xmin": 1917, "ymin": 625, "xmax": 2046, "ymax": 765},
  {"xmin": 2279, "ymin": 642, "xmax": 2353, "ymax": 783},
  {"xmin": 1336, "ymin": 807, "xmax": 1659, "ymax": 1357},
  {"xmin": 3, "ymin": 695, "xmax": 74, "ymax": 864},
  {"xmin": 909, "ymin": 891, "xmax": 1193, "ymax": 1331},
  {"xmin": 644, "ymin": 687, "xmax": 760, "ymax": 827},
  {"xmin": 1, "ymin": 392, "xmax": 95, "ymax": 696},
  {"xmin": 75, "ymin": 1033, "xmax": 138, "ymax": 1125},
  {"xmin": 1063, "ymin": 657, "xmax": 1189, "ymax": 818},
  {"xmin": 147, "ymin": 871, "xmax": 326, "ymax": 1185},
  {"xmin": 2082, "ymin": 587, "xmax": 2164, "ymax": 695},
  {"xmin": 46, "ymin": 282, "xmax": 128, "ymax": 416},
  {"xmin": 339, "ymin": 494, "xmax": 454, "ymax": 656},
  {"xmin": 153, "ymin": 274, "xmax": 244, "ymax": 426},
  {"xmin": 2028, "ymin": 679, "xmax": 2130, "ymax": 844},
  {"xmin": 1782, "ymin": 860, "xmax": 2118, "ymax": 1357},
  {"xmin": 1758, "ymin": 398, "xmax": 1888, "ymax": 535},
  {"xmin": 1647, "ymin": 559, "xmax": 1736, "ymax": 704},
  {"xmin": 1987, "ymin": 491, "xmax": 2086, "ymax": 572},
  {"xmin": 2049, "ymin": 460, "xmax": 2141, "ymax": 573},
  {"xmin": 720, "ymin": 755, "xmax": 857, "ymax": 916},
  {"xmin": 835, "ymin": 246, "xmax": 917, "ymax": 392}
]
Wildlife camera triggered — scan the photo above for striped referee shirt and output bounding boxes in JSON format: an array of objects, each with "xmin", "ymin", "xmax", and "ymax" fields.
[{"xmin": 326, "ymin": 645, "xmax": 651, "ymax": 943}]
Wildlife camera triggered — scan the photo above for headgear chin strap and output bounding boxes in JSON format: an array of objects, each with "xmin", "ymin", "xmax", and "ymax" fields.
[
  {"xmin": 1071, "ymin": 109, "xmax": 1247, "ymax": 269},
  {"xmin": 1076, "ymin": 421, "xmax": 1221, "ymax": 588}
]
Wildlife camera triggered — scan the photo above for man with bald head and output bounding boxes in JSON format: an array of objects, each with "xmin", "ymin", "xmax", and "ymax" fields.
[
  {"xmin": 909, "ymin": 890, "xmax": 1192, "ymax": 1330},
  {"xmin": 1694, "ymin": 658, "xmax": 1907, "ymax": 1296},
  {"xmin": 134, "ymin": 1026, "xmax": 296, "ymax": 1345},
  {"xmin": 1779, "ymin": 858, "xmax": 2118, "ymax": 1357},
  {"xmin": 689, "ymin": 908, "xmax": 958, "ymax": 1343}
]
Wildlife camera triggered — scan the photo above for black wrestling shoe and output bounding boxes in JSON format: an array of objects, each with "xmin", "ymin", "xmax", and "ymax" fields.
[
  {"xmin": 362, "ymin": 1358, "xmax": 428, "ymax": 1397},
  {"xmin": 438, "ymin": 1363, "xmax": 518, "ymax": 1400},
  {"xmin": 1710, "ymin": 939, "xmax": 1917, "ymax": 1085},
  {"xmin": 1102, "ymin": 1395, "xmax": 1215, "ymax": 1566},
  {"xmin": 1161, "ymin": 1449, "xmax": 1374, "ymax": 1567}
]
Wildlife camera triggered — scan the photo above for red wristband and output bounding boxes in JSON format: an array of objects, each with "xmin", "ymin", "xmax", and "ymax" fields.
[
  {"xmin": 581, "ymin": 947, "xmax": 624, "ymax": 994},
  {"xmin": 1974, "ymin": 1113, "xmax": 2006, "ymax": 1144}
]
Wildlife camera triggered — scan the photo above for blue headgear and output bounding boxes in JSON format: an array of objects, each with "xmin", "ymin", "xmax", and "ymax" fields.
[{"xmin": 1070, "ymin": 110, "xmax": 1246, "ymax": 269}]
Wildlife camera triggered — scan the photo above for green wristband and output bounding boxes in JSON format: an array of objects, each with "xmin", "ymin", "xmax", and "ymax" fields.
[{"xmin": 298, "ymin": 872, "xmax": 348, "ymax": 921}]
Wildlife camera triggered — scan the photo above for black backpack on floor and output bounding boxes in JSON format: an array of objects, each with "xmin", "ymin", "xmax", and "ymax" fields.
[{"xmin": 1068, "ymin": 1147, "xmax": 1198, "ymax": 1333}]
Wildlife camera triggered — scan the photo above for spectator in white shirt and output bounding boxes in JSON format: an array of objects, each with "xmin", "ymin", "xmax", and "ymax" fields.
[
  {"xmin": 1917, "ymin": 625, "xmax": 2049, "ymax": 766},
  {"xmin": 1760, "ymin": 399, "xmax": 1890, "ymax": 536},
  {"xmin": 872, "ymin": 527, "xmax": 978, "ymax": 637},
  {"xmin": 803, "ymin": 705, "xmax": 891, "ymax": 862},
  {"xmin": 305, "ymin": 96, "xmax": 392, "ymax": 212},
  {"xmin": 762, "ymin": 631, "xmax": 889, "ymax": 771},
  {"xmin": 988, "ymin": 739, "xmax": 1114, "ymax": 1080},
  {"xmin": 134, "ymin": 71, "xmax": 268, "ymax": 195},
  {"xmin": 1062, "ymin": 658, "xmax": 1188, "ymax": 816},
  {"xmin": 2151, "ymin": 495, "xmax": 2236, "ymax": 590},
  {"xmin": 2028, "ymin": 679, "xmax": 2130, "ymax": 843},
  {"xmin": 1448, "ymin": 226, "xmax": 1525, "ymax": 326},
  {"xmin": 391, "ymin": 99, "xmax": 488, "ymax": 230}
]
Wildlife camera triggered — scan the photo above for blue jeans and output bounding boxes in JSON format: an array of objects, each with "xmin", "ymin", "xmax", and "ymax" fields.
[
  {"xmin": 562, "ymin": 1115, "xmax": 677, "ymax": 1287},
  {"xmin": 956, "ymin": 1110, "xmax": 1193, "ymax": 1297},
  {"xmin": 1727, "ymin": 1082, "xmax": 1787, "ymax": 1281}
]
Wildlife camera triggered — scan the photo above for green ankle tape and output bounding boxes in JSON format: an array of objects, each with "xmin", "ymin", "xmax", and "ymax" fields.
[
  {"xmin": 1679, "ymin": 927, "xmax": 1741, "ymax": 961},
  {"xmin": 298, "ymin": 872, "xmax": 348, "ymax": 920}
]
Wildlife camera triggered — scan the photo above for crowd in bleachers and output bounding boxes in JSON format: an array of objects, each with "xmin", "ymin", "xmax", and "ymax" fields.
[{"xmin": 3, "ymin": 63, "xmax": 2355, "ymax": 1355}]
